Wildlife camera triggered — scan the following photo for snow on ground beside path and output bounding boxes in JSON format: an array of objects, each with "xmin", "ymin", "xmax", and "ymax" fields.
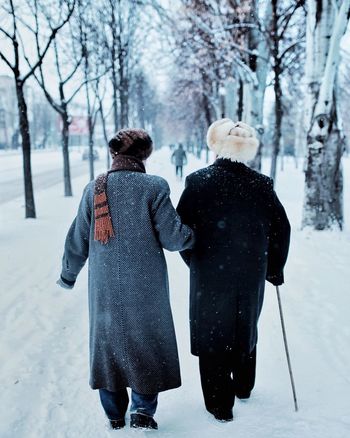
[{"xmin": 0, "ymin": 148, "xmax": 349, "ymax": 438}]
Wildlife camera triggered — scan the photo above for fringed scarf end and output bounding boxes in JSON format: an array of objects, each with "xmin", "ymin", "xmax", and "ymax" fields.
[
  {"xmin": 94, "ymin": 214, "xmax": 115, "ymax": 244},
  {"xmin": 94, "ymin": 175, "xmax": 115, "ymax": 244}
]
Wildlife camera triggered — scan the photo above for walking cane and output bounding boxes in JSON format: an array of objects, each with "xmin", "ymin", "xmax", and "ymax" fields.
[{"xmin": 276, "ymin": 285, "xmax": 299, "ymax": 412}]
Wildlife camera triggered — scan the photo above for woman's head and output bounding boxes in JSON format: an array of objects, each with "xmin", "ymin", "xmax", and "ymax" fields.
[{"xmin": 109, "ymin": 128, "xmax": 153, "ymax": 161}]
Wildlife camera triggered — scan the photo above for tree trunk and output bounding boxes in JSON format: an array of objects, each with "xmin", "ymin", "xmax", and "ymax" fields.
[
  {"xmin": 111, "ymin": 67, "xmax": 119, "ymax": 132},
  {"xmin": 242, "ymin": 81, "xmax": 253, "ymax": 123},
  {"xmin": 250, "ymin": 129, "xmax": 264, "ymax": 171},
  {"xmin": 87, "ymin": 114, "xmax": 94, "ymax": 181},
  {"xmin": 270, "ymin": 0, "xmax": 282, "ymax": 183},
  {"xmin": 303, "ymin": 114, "xmax": 344, "ymax": 229},
  {"xmin": 98, "ymin": 104, "xmax": 110, "ymax": 169},
  {"xmin": 302, "ymin": 0, "xmax": 350, "ymax": 229},
  {"xmin": 246, "ymin": 0, "xmax": 271, "ymax": 172},
  {"xmin": 119, "ymin": 76, "xmax": 129, "ymax": 127},
  {"xmin": 224, "ymin": 79, "xmax": 238, "ymax": 120},
  {"xmin": 202, "ymin": 94, "xmax": 213, "ymax": 163},
  {"xmin": 61, "ymin": 111, "xmax": 73, "ymax": 197},
  {"xmin": 270, "ymin": 65, "xmax": 283, "ymax": 182},
  {"xmin": 16, "ymin": 81, "xmax": 36, "ymax": 218},
  {"xmin": 237, "ymin": 79, "xmax": 244, "ymax": 121},
  {"xmin": 110, "ymin": 6, "xmax": 119, "ymax": 133},
  {"xmin": 83, "ymin": 63, "xmax": 94, "ymax": 181},
  {"xmin": 117, "ymin": 18, "xmax": 129, "ymax": 129}
]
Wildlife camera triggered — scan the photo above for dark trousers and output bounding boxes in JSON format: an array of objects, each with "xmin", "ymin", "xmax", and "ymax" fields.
[
  {"xmin": 99, "ymin": 388, "xmax": 158, "ymax": 421},
  {"xmin": 199, "ymin": 346, "xmax": 256, "ymax": 412},
  {"xmin": 175, "ymin": 165, "xmax": 183, "ymax": 178}
]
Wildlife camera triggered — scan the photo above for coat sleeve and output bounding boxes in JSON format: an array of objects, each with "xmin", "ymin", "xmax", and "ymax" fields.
[
  {"xmin": 266, "ymin": 187, "xmax": 291, "ymax": 286},
  {"xmin": 152, "ymin": 179, "xmax": 195, "ymax": 252},
  {"xmin": 176, "ymin": 177, "xmax": 195, "ymax": 266},
  {"xmin": 60, "ymin": 184, "xmax": 92, "ymax": 285}
]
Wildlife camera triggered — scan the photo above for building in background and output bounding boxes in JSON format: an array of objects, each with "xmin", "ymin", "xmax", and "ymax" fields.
[{"xmin": 0, "ymin": 75, "xmax": 18, "ymax": 150}]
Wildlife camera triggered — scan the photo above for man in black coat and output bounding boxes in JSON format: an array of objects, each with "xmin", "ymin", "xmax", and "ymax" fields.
[{"xmin": 177, "ymin": 119, "xmax": 291, "ymax": 422}]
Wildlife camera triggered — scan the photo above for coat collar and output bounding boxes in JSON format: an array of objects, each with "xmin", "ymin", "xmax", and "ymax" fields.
[{"xmin": 213, "ymin": 158, "xmax": 249, "ymax": 173}]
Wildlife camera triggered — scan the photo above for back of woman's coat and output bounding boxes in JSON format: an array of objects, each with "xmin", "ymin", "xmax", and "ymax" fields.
[
  {"xmin": 61, "ymin": 171, "xmax": 194, "ymax": 394},
  {"xmin": 176, "ymin": 159, "xmax": 290, "ymax": 356}
]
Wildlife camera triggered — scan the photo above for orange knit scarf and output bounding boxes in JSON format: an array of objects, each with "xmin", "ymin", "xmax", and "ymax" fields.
[{"xmin": 94, "ymin": 155, "xmax": 146, "ymax": 244}]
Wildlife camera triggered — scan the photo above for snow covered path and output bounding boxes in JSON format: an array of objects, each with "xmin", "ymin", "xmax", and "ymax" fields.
[{"xmin": 0, "ymin": 149, "xmax": 349, "ymax": 438}]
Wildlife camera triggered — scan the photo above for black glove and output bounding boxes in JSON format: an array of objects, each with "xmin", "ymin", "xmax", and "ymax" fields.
[{"xmin": 266, "ymin": 273, "xmax": 284, "ymax": 286}]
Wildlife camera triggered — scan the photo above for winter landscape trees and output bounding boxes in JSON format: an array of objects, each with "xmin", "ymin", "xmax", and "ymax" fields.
[
  {"xmin": 0, "ymin": 0, "xmax": 349, "ymax": 228},
  {"xmin": 1, "ymin": 4, "xmax": 350, "ymax": 437},
  {"xmin": 0, "ymin": 0, "xmax": 75, "ymax": 217}
]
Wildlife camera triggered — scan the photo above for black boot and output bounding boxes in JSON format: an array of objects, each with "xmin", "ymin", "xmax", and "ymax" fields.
[
  {"xmin": 235, "ymin": 390, "xmax": 251, "ymax": 400},
  {"xmin": 130, "ymin": 413, "xmax": 158, "ymax": 430},
  {"xmin": 207, "ymin": 407, "xmax": 233, "ymax": 422},
  {"xmin": 109, "ymin": 418, "xmax": 126, "ymax": 429}
]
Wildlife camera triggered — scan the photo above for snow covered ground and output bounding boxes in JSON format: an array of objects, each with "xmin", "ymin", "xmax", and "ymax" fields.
[{"xmin": 0, "ymin": 148, "xmax": 350, "ymax": 438}]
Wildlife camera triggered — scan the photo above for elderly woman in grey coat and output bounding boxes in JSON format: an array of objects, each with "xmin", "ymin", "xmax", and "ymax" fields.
[{"xmin": 57, "ymin": 129, "xmax": 194, "ymax": 431}]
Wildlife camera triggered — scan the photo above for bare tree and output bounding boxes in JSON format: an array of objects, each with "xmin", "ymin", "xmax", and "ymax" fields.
[
  {"xmin": 302, "ymin": 0, "xmax": 350, "ymax": 230},
  {"xmin": 77, "ymin": 0, "xmax": 97, "ymax": 180},
  {"xmin": 100, "ymin": 0, "xmax": 119, "ymax": 132},
  {"xmin": 339, "ymin": 49, "xmax": 350, "ymax": 154},
  {"xmin": 99, "ymin": 0, "xmax": 142, "ymax": 134},
  {"xmin": 92, "ymin": 75, "xmax": 113, "ymax": 169},
  {"xmin": 150, "ymin": 1, "xmax": 275, "ymax": 163},
  {"xmin": 0, "ymin": 0, "xmax": 75, "ymax": 218},
  {"xmin": 33, "ymin": 32, "xmax": 86, "ymax": 197},
  {"xmin": 268, "ymin": 0, "xmax": 306, "ymax": 182},
  {"xmin": 232, "ymin": 0, "xmax": 271, "ymax": 171}
]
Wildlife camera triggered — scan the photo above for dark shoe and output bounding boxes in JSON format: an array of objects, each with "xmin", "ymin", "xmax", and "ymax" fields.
[
  {"xmin": 130, "ymin": 413, "xmax": 158, "ymax": 430},
  {"xmin": 207, "ymin": 407, "xmax": 233, "ymax": 422},
  {"xmin": 235, "ymin": 390, "xmax": 251, "ymax": 400},
  {"xmin": 109, "ymin": 418, "xmax": 126, "ymax": 429}
]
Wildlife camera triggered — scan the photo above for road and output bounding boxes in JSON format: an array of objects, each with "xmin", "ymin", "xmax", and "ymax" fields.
[{"xmin": 0, "ymin": 149, "xmax": 106, "ymax": 205}]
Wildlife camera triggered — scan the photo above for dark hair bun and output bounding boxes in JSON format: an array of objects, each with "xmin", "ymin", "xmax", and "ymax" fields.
[{"xmin": 109, "ymin": 129, "xmax": 153, "ymax": 160}]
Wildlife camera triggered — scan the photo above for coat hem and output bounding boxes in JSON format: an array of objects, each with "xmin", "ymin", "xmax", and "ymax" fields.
[{"xmin": 90, "ymin": 381, "xmax": 181, "ymax": 394}]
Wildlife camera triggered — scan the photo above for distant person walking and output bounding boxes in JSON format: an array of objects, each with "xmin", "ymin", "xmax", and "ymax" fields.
[
  {"xmin": 177, "ymin": 119, "xmax": 291, "ymax": 422},
  {"xmin": 171, "ymin": 143, "xmax": 187, "ymax": 179},
  {"xmin": 57, "ymin": 128, "xmax": 194, "ymax": 431}
]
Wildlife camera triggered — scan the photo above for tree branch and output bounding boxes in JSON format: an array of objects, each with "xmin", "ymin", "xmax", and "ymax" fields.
[
  {"xmin": 22, "ymin": 0, "xmax": 76, "ymax": 84},
  {"xmin": 62, "ymin": 56, "xmax": 83, "ymax": 85},
  {"xmin": 66, "ymin": 68, "xmax": 110, "ymax": 104},
  {"xmin": 0, "ymin": 26, "xmax": 15, "ymax": 41},
  {"xmin": 279, "ymin": 38, "xmax": 305, "ymax": 62},
  {"xmin": 279, "ymin": 0, "xmax": 305, "ymax": 40},
  {"xmin": 0, "ymin": 50, "xmax": 15, "ymax": 72}
]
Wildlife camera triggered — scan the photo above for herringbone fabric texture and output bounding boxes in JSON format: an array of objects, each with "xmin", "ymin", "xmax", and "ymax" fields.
[{"xmin": 61, "ymin": 171, "xmax": 194, "ymax": 393}]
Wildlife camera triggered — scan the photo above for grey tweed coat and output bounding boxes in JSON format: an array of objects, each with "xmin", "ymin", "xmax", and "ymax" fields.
[{"xmin": 61, "ymin": 171, "xmax": 194, "ymax": 394}]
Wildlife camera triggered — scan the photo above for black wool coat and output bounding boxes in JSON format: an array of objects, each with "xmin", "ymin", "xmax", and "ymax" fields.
[{"xmin": 176, "ymin": 159, "xmax": 291, "ymax": 356}]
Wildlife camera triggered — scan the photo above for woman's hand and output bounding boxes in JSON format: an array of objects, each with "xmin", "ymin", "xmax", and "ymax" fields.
[{"xmin": 56, "ymin": 275, "xmax": 75, "ymax": 290}]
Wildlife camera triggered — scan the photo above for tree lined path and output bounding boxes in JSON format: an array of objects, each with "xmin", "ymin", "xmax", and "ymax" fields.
[{"xmin": 0, "ymin": 149, "xmax": 349, "ymax": 438}]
